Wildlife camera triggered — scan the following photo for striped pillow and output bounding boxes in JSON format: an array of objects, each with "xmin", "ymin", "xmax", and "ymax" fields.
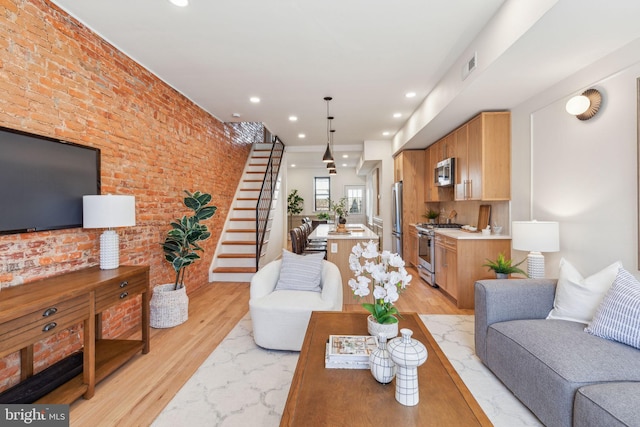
[
  {"xmin": 274, "ymin": 249, "xmax": 324, "ymax": 292},
  {"xmin": 585, "ymin": 268, "xmax": 640, "ymax": 350}
]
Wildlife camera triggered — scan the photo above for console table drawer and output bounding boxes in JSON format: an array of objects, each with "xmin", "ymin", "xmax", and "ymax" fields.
[
  {"xmin": 0, "ymin": 295, "xmax": 90, "ymax": 357},
  {"xmin": 95, "ymin": 272, "xmax": 147, "ymax": 312}
]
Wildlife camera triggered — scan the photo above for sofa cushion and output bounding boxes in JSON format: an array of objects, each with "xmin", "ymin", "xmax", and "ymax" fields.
[
  {"xmin": 274, "ymin": 249, "xmax": 324, "ymax": 292},
  {"xmin": 586, "ymin": 268, "xmax": 640, "ymax": 350},
  {"xmin": 486, "ymin": 319, "xmax": 640, "ymax": 427},
  {"xmin": 574, "ymin": 382, "xmax": 640, "ymax": 427},
  {"xmin": 547, "ymin": 258, "xmax": 621, "ymax": 324}
]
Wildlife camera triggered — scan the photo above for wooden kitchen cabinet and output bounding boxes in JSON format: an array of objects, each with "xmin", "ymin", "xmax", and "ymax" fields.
[
  {"xmin": 393, "ymin": 150, "xmax": 424, "ymax": 258},
  {"xmin": 434, "ymin": 233, "xmax": 511, "ymax": 309},
  {"xmin": 434, "ymin": 235, "xmax": 457, "ymax": 299},
  {"xmin": 455, "ymin": 112, "xmax": 511, "ymax": 201},
  {"xmin": 407, "ymin": 225, "xmax": 419, "ymax": 267}
]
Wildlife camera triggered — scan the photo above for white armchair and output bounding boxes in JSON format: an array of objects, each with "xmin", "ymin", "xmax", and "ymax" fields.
[{"xmin": 249, "ymin": 259, "xmax": 343, "ymax": 351}]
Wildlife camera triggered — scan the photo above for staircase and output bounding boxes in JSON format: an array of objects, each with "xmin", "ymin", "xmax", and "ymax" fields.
[{"xmin": 209, "ymin": 140, "xmax": 283, "ymax": 282}]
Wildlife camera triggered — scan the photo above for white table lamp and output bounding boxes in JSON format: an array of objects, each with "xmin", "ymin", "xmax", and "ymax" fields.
[
  {"xmin": 511, "ymin": 220, "xmax": 559, "ymax": 279},
  {"xmin": 83, "ymin": 195, "xmax": 136, "ymax": 270}
]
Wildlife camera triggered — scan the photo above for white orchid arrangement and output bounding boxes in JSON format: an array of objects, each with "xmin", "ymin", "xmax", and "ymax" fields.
[{"xmin": 348, "ymin": 240, "xmax": 412, "ymax": 324}]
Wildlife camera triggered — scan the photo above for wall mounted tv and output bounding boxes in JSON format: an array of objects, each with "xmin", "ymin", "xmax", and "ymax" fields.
[{"xmin": 0, "ymin": 126, "xmax": 100, "ymax": 235}]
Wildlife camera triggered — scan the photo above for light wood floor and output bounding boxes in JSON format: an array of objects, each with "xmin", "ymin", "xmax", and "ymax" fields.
[{"xmin": 69, "ymin": 266, "xmax": 471, "ymax": 427}]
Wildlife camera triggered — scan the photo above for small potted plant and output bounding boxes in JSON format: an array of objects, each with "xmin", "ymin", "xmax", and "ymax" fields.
[
  {"xmin": 482, "ymin": 252, "xmax": 528, "ymax": 279},
  {"xmin": 287, "ymin": 189, "xmax": 304, "ymax": 230},
  {"xmin": 150, "ymin": 190, "xmax": 216, "ymax": 328},
  {"xmin": 316, "ymin": 212, "xmax": 331, "ymax": 221},
  {"xmin": 330, "ymin": 198, "xmax": 349, "ymax": 231},
  {"xmin": 423, "ymin": 209, "xmax": 439, "ymax": 224}
]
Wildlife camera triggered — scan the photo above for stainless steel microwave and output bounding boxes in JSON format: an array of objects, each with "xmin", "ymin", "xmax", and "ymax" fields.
[{"xmin": 435, "ymin": 157, "xmax": 455, "ymax": 187}]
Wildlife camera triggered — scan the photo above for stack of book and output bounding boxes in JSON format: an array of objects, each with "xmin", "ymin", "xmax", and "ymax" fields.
[{"xmin": 325, "ymin": 335, "xmax": 378, "ymax": 369}]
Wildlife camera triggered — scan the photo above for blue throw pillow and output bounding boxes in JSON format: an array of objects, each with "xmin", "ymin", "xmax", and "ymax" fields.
[{"xmin": 585, "ymin": 268, "xmax": 640, "ymax": 350}]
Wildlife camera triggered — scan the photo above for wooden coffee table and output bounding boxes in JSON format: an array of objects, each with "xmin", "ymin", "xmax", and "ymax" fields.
[{"xmin": 280, "ymin": 312, "xmax": 491, "ymax": 426}]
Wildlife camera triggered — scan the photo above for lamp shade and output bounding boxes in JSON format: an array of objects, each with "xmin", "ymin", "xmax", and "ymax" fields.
[
  {"xmin": 512, "ymin": 221, "xmax": 559, "ymax": 252},
  {"xmin": 83, "ymin": 195, "xmax": 136, "ymax": 228}
]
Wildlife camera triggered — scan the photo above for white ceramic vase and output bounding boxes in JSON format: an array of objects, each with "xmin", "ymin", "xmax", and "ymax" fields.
[
  {"xmin": 369, "ymin": 333, "xmax": 396, "ymax": 384},
  {"xmin": 367, "ymin": 315, "xmax": 398, "ymax": 339},
  {"xmin": 388, "ymin": 328, "xmax": 428, "ymax": 406}
]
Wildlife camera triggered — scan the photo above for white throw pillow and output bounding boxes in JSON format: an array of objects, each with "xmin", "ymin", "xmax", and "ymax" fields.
[
  {"xmin": 546, "ymin": 258, "xmax": 622, "ymax": 324},
  {"xmin": 274, "ymin": 249, "xmax": 324, "ymax": 292},
  {"xmin": 585, "ymin": 268, "xmax": 640, "ymax": 350}
]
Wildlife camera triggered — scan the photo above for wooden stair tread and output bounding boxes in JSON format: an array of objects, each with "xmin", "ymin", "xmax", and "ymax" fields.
[
  {"xmin": 221, "ymin": 240, "xmax": 256, "ymax": 245},
  {"xmin": 217, "ymin": 253, "xmax": 256, "ymax": 258},
  {"xmin": 213, "ymin": 267, "xmax": 257, "ymax": 273},
  {"xmin": 227, "ymin": 229, "xmax": 256, "ymax": 232},
  {"xmin": 237, "ymin": 198, "xmax": 258, "ymax": 201}
]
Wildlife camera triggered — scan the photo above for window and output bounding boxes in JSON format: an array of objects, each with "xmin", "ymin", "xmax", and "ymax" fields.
[
  {"xmin": 314, "ymin": 177, "xmax": 330, "ymax": 211},
  {"xmin": 345, "ymin": 185, "xmax": 364, "ymax": 215}
]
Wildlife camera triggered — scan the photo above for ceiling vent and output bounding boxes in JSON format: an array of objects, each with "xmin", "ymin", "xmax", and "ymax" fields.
[{"xmin": 462, "ymin": 52, "xmax": 477, "ymax": 80}]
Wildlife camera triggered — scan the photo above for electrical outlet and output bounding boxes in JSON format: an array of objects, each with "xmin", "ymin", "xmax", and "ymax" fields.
[{"xmin": 331, "ymin": 243, "xmax": 338, "ymax": 253}]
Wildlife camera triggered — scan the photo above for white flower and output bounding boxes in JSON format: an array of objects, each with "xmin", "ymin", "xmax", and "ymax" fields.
[
  {"xmin": 348, "ymin": 276, "xmax": 371, "ymax": 297},
  {"xmin": 362, "ymin": 240, "xmax": 379, "ymax": 259},
  {"xmin": 373, "ymin": 285, "xmax": 387, "ymax": 300},
  {"xmin": 388, "ymin": 253, "xmax": 405, "ymax": 268},
  {"xmin": 384, "ymin": 282, "xmax": 399, "ymax": 303},
  {"xmin": 348, "ymin": 253, "xmax": 363, "ymax": 275}
]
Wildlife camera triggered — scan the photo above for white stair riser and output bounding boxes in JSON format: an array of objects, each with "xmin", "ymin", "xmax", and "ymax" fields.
[
  {"xmin": 215, "ymin": 257, "xmax": 256, "ymax": 268},
  {"xmin": 224, "ymin": 232, "xmax": 256, "ymax": 241},
  {"xmin": 219, "ymin": 244, "xmax": 256, "ymax": 255},
  {"xmin": 232, "ymin": 209, "xmax": 255, "ymax": 219},
  {"xmin": 229, "ymin": 220, "xmax": 255, "ymax": 229},
  {"xmin": 209, "ymin": 272, "xmax": 255, "ymax": 283},
  {"xmin": 236, "ymin": 199, "xmax": 257, "ymax": 209}
]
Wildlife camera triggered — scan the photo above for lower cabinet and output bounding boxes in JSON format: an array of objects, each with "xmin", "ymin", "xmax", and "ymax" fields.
[
  {"xmin": 407, "ymin": 226, "xmax": 419, "ymax": 268},
  {"xmin": 434, "ymin": 234, "xmax": 510, "ymax": 309}
]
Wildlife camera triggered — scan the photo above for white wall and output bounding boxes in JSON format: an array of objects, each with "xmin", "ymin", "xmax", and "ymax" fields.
[
  {"xmin": 285, "ymin": 165, "xmax": 366, "ymax": 218},
  {"xmin": 511, "ymin": 39, "xmax": 640, "ymax": 278}
]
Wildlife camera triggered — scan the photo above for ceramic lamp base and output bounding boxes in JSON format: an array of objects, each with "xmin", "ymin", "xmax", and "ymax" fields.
[
  {"xmin": 100, "ymin": 229, "xmax": 120, "ymax": 270},
  {"xmin": 526, "ymin": 251, "xmax": 545, "ymax": 279}
]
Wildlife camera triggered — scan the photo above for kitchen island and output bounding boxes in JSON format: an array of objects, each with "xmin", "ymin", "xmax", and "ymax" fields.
[{"xmin": 309, "ymin": 224, "xmax": 379, "ymax": 308}]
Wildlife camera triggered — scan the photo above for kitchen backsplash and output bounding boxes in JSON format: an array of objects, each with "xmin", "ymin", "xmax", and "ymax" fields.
[{"xmin": 425, "ymin": 200, "xmax": 511, "ymax": 235}]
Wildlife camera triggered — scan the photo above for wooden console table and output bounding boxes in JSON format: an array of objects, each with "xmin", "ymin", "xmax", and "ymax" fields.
[{"xmin": 0, "ymin": 265, "xmax": 150, "ymax": 403}]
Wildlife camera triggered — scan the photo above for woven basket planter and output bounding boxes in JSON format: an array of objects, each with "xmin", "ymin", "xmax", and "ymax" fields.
[{"xmin": 150, "ymin": 284, "xmax": 189, "ymax": 328}]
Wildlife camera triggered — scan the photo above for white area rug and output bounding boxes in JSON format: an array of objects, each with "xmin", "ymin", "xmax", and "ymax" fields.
[{"xmin": 152, "ymin": 314, "xmax": 542, "ymax": 427}]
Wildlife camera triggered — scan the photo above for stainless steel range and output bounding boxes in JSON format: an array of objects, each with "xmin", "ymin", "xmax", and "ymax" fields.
[{"xmin": 415, "ymin": 223, "xmax": 462, "ymax": 287}]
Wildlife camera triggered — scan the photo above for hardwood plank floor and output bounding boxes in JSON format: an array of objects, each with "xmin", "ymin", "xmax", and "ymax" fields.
[{"xmin": 69, "ymin": 266, "xmax": 470, "ymax": 426}]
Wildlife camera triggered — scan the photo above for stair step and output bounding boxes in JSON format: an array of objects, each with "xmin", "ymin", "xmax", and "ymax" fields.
[
  {"xmin": 234, "ymin": 207, "xmax": 254, "ymax": 211},
  {"xmin": 221, "ymin": 240, "xmax": 256, "ymax": 245},
  {"xmin": 238, "ymin": 197, "xmax": 258, "ymax": 201},
  {"xmin": 212, "ymin": 267, "xmax": 257, "ymax": 273},
  {"xmin": 227, "ymin": 229, "xmax": 256, "ymax": 233},
  {"xmin": 218, "ymin": 253, "xmax": 256, "ymax": 258}
]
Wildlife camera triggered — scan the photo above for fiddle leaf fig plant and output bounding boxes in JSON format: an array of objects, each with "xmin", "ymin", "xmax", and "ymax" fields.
[{"xmin": 162, "ymin": 190, "xmax": 216, "ymax": 290}]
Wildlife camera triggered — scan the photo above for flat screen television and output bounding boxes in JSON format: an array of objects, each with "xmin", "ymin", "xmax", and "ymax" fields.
[{"xmin": 0, "ymin": 126, "xmax": 101, "ymax": 235}]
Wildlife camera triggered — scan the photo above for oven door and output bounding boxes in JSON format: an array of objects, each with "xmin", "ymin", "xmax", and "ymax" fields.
[{"xmin": 417, "ymin": 232, "xmax": 436, "ymax": 286}]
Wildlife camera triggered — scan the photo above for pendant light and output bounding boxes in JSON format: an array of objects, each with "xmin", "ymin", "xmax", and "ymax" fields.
[{"xmin": 322, "ymin": 97, "xmax": 334, "ymax": 163}]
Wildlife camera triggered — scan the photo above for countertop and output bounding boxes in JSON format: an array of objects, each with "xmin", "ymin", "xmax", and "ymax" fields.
[
  {"xmin": 433, "ymin": 228, "xmax": 511, "ymax": 240},
  {"xmin": 309, "ymin": 223, "xmax": 379, "ymax": 240}
]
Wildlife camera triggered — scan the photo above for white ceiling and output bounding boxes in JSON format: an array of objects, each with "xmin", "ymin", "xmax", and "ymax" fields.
[{"xmin": 49, "ymin": 0, "xmax": 640, "ymax": 170}]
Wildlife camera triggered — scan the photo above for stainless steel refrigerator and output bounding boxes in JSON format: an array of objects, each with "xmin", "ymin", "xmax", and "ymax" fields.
[{"xmin": 391, "ymin": 181, "xmax": 403, "ymax": 257}]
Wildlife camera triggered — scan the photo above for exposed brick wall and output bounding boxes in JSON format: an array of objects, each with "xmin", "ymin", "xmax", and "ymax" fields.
[{"xmin": 0, "ymin": 0, "xmax": 261, "ymax": 392}]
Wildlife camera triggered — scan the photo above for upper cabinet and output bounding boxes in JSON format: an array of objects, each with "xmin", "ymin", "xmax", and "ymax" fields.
[
  {"xmin": 426, "ymin": 111, "xmax": 511, "ymax": 202},
  {"xmin": 455, "ymin": 112, "xmax": 510, "ymax": 201}
]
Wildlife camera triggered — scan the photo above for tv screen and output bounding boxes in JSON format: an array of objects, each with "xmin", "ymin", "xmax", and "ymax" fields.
[{"xmin": 0, "ymin": 126, "xmax": 100, "ymax": 235}]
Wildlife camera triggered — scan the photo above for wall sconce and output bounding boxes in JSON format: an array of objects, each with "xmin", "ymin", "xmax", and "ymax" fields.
[
  {"xmin": 512, "ymin": 220, "xmax": 560, "ymax": 279},
  {"xmin": 565, "ymin": 88, "xmax": 602, "ymax": 120},
  {"xmin": 83, "ymin": 195, "xmax": 136, "ymax": 269}
]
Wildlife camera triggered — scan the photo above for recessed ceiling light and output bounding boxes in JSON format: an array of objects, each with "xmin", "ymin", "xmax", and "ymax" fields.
[
  {"xmin": 249, "ymin": 97, "xmax": 260, "ymax": 103},
  {"xmin": 342, "ymin": 163, "xmax": 347, "ymax": 167},
  {"xmin": 169, "ymin": 0, "xmax": 189, "ymax": 7},
  {"xmin": 393, "ymin": 113, "xmax": 402, "ymax": 118},
  {"xmin": 342, "ymin": 154, "xmax": 348, "ymax": 158},
  {"xmin": 405, "ymin": 92, "xmax": 416, "ymax": 98},
  {"xmin": 289, "ymin": 116, "xmax": 298, "ymax": 122},
  {"xmin": 382, "ymin": 131, "xmax": 390, "ymax": 136},
  {"xmin": 298, "ymin": 133, "xmax": 306, "ymax": 139},
  {"xmin": 232, "ymin": 113, "xmax": 241, "ymax": 118},
  {"xmin": 291, "ymin": 164, "xmax": 296, "ymax": 168}
]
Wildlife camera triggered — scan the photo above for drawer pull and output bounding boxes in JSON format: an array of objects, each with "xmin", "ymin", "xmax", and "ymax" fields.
[
  {"xmin": 42, "ymin": 307, "xmax": 58, "ymax": 317},
  {"xmin": 120, "ymin": 281, "xmax": 128, "ymax": 288},
  {"xmin": 120, "ymin": 291, "xmax": 129, "ymax": 299},
  {"xmin": 42, "ymin": 322, "xmax": 57, "ymax": 332}
]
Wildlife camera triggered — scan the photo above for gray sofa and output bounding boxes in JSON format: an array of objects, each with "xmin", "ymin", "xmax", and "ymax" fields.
[{"xmin": 474, "ymin": 279, "xmax": 640, "ymax": 427}]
